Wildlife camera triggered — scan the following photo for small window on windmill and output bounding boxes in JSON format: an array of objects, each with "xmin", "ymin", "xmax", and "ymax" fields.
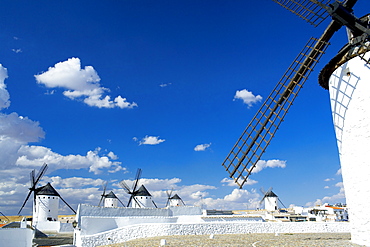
[{"xmin": 343, "ymin": 68, "xmax": 351, "ymax": 77}]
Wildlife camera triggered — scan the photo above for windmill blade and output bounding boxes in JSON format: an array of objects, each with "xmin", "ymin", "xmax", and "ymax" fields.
[
  {"xmin": 59, "ymin": 194, "xmax": 76, "ymax": 214},
  {"xmin": 278, "ymin": 198, "xmax": 287, "ymax": 209},
  {"xmin": 152, "ymin": 200, "xmax": 158, "ymax": 208},
  {"xmin": 131, "ymin": 196, "xmax": 142, "ymax": 208},
  {"xmin": 165, "ymin": 188, "xmax": 174, "ymax": 207},
  {"xmin": 222, "ymin": 18, "xmax": 344, "ymax": 188},
  {"xmin": 119, "ymin": 180, "xmax": 132, "ymax": 194},
  {"xmin": 117, "ymin": 197, "xmax": 126, "ymax": 207},
  {"xmin": 271, "ymin": 0, "xmax": 346, "ymax": 27},
  {"xmin": 0, "ymin": 212, "xmax": 9, "ymax": 222},
  {"xmin": 34, "ymin": 163, "xmax": 48, "ymax": 185},
  {"xmin": 271, "ymin": 0, "xmax": 332, "ymax": 26},
  {"xmin": 18, "ymin": 190, "xmax": 33, "ymax": 215},
  {"xmin": 98, "ymin": 181, "xmax": 108, "ymax": 206},
  {"xmin": 30, "ymin": 170, "xmax": 36, "ymax": 188},
  {"xmin": 127, "ymin": 195, "xmax": 134, "ymax": 207},
  {"xmin": 132, "ymin": 168, "xmax": 142, "ymax": 193},
  {"xmin": 180, "ymin": 198, "xmax": 186, "ymax": 206}
]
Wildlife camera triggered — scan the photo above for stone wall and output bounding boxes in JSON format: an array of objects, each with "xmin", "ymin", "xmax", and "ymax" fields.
[{"xmin": 78, "ymin": 222, "xmax": 350, "ymax": 247}]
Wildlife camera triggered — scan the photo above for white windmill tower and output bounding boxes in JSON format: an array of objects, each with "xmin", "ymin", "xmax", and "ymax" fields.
[
  {"xmin": 18, "ymin": 164, "xmax": 76, "ymax": 231},
  {"xmin": 260, "ymin": 190, "xmax": 278, "ymax": 211},
  {"xmin": 103, "ymin": 191, "xmax": 119, "ymax": 208},
  {"xmin": 221, "ymin": 1, "xmax": 370, "ymax": 245}
]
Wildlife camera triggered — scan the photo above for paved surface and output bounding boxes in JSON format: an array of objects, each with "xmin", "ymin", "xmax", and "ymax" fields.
[
  {"xmin": 34, "ymin": 233, "xmax": 74, "ymax": 247},
  {"xmin": 101, "ymin": 233, "xmax": 365, "ymax": 247}
]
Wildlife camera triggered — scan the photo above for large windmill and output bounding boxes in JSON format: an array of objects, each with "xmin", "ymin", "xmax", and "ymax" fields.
[
  {"xmin": 18, "ymin": 164, "xmax": 76, "ymax": 221},
  {"xmin": 221, "ymin": 0, "xmax": 369, "ymax": 245}
]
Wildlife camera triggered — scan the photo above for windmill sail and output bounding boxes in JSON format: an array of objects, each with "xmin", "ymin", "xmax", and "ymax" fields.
[
  {"xmin": 271, "ymin": 0, "xmax": 339, "ymax": 27},
  {"xmin": 222, "ymin": 36, "xmax": 330, "ymax": 188},
  {"xmin": 222, "ymin": 0, "xmax": 368, "ymax": 188}
]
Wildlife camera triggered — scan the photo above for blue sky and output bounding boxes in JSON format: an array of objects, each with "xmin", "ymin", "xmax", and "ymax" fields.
[{"xmin": 1, "ymin": 0, "xmax": 368, "ymax": 216}]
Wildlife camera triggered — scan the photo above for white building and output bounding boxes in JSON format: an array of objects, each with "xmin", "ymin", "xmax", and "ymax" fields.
[
  {"xmin": 33, "ymin": 183, "xmax": 61, "ymax": 232},
  {"xmin": 168, "ymin": 194, "xmax": 185, "ymax": 207},
  {"xmin": 320, "ymin": 40, "xmax": 370, "ymax": 245},
  {"xmin": 131, "ymin": 185, "xmax": 156, "ymax": 208},
  {"xmin": 263, "ymin": 191, "xmax": 278, "ymax": 211},
  {"xmin": 104, "ymin": 191, "xmax": 118, "ymax": 208}
]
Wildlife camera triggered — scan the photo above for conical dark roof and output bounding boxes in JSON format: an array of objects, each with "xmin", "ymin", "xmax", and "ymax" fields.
[
  {"xmin": 35, "ymin": 183, "xmax": 60, "ymax": 196},
  {"xmin": 135, "ymin": 185, "xmax": 151, "ymax": 197},
  {"xmin": 265, "ymin": 191, "xmax": 278, "ymax": 197},
  {"xmin": 170, "ymin": 194, "xmax": 181, "ymax": 200},
  {"xmin": 105, "ymin": 191, "xmax": 118, "ymax": 199}
]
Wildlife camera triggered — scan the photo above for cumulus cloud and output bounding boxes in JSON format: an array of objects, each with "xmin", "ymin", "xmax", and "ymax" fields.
[
  {"xmin": 233, "ymin": 89, "xmax": 262, "ymax": 108},
  {"xmin": 252, "ymin": 159, "xmax": 286, "ymax": 174},
  {"xmin": 16, "ymin": 146, "xmax": 124, "ymax": 174},
  {"xmin": 34, "ymin": 57, "xmax": 137, "ymax": 109},
  {"xmin": 221, "ymin": 177, "xmax": 258, "ymax": 187},
  {"xmin": 136, "ymin": 135, "xmax": 165, "ymax": 145},
  {"xmin": 306, "ymin": 182, "xmax": 346, "ymax": 207},
  {"xmin": 0, "ymin": 64, "xmax": 10, "ymax": 110},
  {"xmin": 194, "ymin": 143, "xmax": 211, "ymax": 151},
  {"xmin": 0, "ymin": 66, "xmax": 129, "ymax": 214}
]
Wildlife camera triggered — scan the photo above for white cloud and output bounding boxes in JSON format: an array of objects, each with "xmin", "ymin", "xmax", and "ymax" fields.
[
  {"xmin": 159, "ymin": 83, "xmax": 172, "ymax": 87},
  {"xmin": 0, "ymin": 113, "xmax": 45, "ymax": 143},
  {"xmin": 194, "ymin": 143, "xmax": 211, "ymax": 151},
  {"xmin": 16, "ymin": 146, "xmax": 124, "ymax": 175},
  {"xmin": 252, "ymin": 159, "xmax": 286, "ymax": 174},
  {"xmin": 306, "ymin": 182, "xmax": 346, "ymax": 207},
  {"xmin": 233, "ymin": 89, "xmax": 262, "ymax": 108},
  {"xmin": 221, "ymin": 177, "xmax": 258, "ymax": 186},
  {"xmin": 137, "ymin": 135, "xmax": 165, "ymax": 145},
  {"xmin": 0, "ymin": 64, "xmax": 10, "ymax": 110},
  {"xmin": 34, "ymin": 57, "xmax": 137, "ymax": 109},
  {"xmin": 12, "ymin": 49, "xmax": 22, "ymax": 53},
  {"xmin": 336, "ymin": 168, "xmax": 342, "ymax": 175},
  {"xmin": 324, "ymin": 178, "xmax": 334, "ymax": 182}
]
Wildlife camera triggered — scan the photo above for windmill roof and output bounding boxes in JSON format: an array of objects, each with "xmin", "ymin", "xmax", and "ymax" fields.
[
  {"xmin": 105, "ymin": 191, "xmax": 118, "ymax": 199},
  {"xmin": 265, "ymin": 191, "xmax": 278, "ymax": 197},
  {"xmin": 135, "ymin": 185, "xmax": 151, "ymax": 197},
  {"xmin": 35, "ymin": 183, "xmax": 60, "ymax": 196},
  {"xmin": 170, "ymin": 194, "xmax": 182, "ymax": 200}
]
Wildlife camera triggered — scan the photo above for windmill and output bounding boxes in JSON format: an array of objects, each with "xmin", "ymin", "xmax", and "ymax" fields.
[
  {"xmin": 18, "ymin": 163, "xmax": 48, "ymax": 215},
  {"xmin": 120, "ymin": 168, "xmax": 158, "ymax": 208},
  {"xmin": 258, "ymin": 188, "xmax": 286, "ymax": 211},
  {"xmin": 18, "ymin": 163, "xmax": 76, "ymax": 230},
  {"xmin": 165, "ymin": 189, "xmax": 185, "ymax": 207},
  {"xmin": 221, "ymin": 0, "xmax": 370, "ymax": 188},
  {"xmin": 98, "ymin": 181, "xmax": 126, "ymax": 207},
  {"xmin": 119, "ymin": 168, "xmax": 142, "ymax": 207},
  {"xmin": 221, "ymin": 0, "xmax": 369, "ymax": 245}
]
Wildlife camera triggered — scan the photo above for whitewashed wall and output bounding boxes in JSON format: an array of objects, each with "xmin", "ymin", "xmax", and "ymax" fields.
[
  {"xmin": 329, "ymin": 49, "xmax": 370, "ymax": 246},
  {"xmin": 0, "ymin": 228, "xmax": 34, "ymax": 247},
  {"xmin": 78, "ymin": 222, "xmax": 350, "ymax": 247}
]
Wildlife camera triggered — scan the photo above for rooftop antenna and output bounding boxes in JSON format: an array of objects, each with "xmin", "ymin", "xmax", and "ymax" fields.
[{"xmin": 221, "ymin": 0, "xmax": 370, "ymax": 188}]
